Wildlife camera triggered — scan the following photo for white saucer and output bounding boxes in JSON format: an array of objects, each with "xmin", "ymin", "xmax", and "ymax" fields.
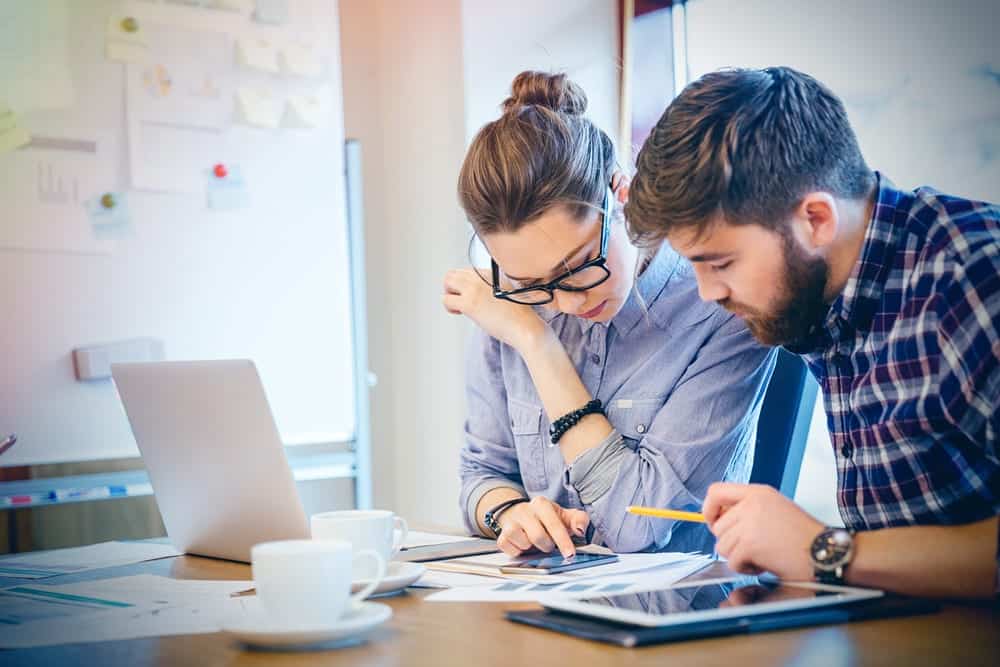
[
  {"xmin": 222, "ymin": 601, "xmax": 392, "ymax": 650},
  {"xmin": 352, "ymin": 561, "xmax": 426, "ymax": 598}
]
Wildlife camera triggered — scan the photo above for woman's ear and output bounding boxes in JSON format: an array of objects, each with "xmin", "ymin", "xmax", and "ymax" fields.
[{"xmin": 611, "ymin": 171, "xmax": 630, "ymax": 204}]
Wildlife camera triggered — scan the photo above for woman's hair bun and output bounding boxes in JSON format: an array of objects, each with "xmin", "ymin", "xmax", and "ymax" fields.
[{"xmin": 502, "ymin": 71, "xmax": 588, "ymax": 116}]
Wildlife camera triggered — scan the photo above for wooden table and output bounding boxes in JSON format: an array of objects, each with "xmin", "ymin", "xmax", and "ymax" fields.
[{"xmin": 3, "ymin": 553, "xmax": 999, "ymax": 666}]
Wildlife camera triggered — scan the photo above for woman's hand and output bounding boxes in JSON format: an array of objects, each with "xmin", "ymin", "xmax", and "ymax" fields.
[
  {"xmin": 496, "ymin": 496, "xmax": 590, "ymax": 559},
  {"xmin": 442, "ymin": 268, "xmax": 547, "ymax": 352}
]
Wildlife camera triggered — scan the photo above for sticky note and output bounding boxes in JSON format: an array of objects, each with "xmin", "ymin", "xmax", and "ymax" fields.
[
  {"xmin": 236, "ymin": 36, "xmax": 280, "ymax": 74},
  {"xmin": 254, "ymin": 0, "xmax": 289, "ymax": 25},
  {"xmin": 279, "ymin": 42, "xmax": 323, "ymax": 78},
  {"xmin": 282, "ymin": 86, "xmax": 333, "ymax": 129},
  {"xmin": 206, "ymin": 164, "xmax": 249, "ymax": 210},
  {"xmin": 234, "ymin": 86, "xmax": 281, "ymax": 129},
  {"xmin": 210, "ymin": 0, "xmax": 253, "ymax": 11},
  {"xmin": 0, "ymin": 104, "xmax": 30, "ymax": 154},
  {"xmin": 86, "ymin": 192, "xmax": 130, "ymax": 227},
  {"xmin": 106, "ymin": 14, "xmax": 149, "ymax": 63}
]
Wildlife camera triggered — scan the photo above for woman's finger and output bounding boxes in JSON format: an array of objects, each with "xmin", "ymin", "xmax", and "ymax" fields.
[
  {"xmin": 442, "ymin": 294, "xmax": 464, "ymax": 315},
  {"xmin": 520, "ymin": 514, "xmax": 556, "ymax": 554},
  {"xmin": 533, "ymin": 501, "xmax": 576, "ymax": 558}
]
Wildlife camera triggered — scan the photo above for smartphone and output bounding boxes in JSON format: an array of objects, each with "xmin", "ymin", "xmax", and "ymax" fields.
[{"xmin": 499, "ymin": 552, "xmax": 619, "ymax": 575}]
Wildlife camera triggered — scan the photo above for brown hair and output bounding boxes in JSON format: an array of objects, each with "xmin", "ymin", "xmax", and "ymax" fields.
[
  {"xmin": 458, "ymin": 71, "xmax": 616, "ymax": 235},
  {"xmin": 625, "ymin": 66, "xmax": 875, "ymax": 246}
]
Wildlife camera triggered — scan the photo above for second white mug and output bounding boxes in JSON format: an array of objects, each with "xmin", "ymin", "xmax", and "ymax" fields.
[{"xmin": 311, "ymin": 509, "xmax": 408, "ymax": 579}]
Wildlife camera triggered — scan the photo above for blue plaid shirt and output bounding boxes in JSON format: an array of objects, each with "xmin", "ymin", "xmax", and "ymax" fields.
[{"xmin": 793, "ymin": 173, "xmax": 1000, "ymax": 531}]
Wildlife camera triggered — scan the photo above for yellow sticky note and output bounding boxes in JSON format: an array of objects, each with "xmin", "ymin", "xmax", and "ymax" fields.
[
  {"xmin": 0, "ymin": 104, "xmax": 17, "ymax": 132},
  {"xmin": 282, "ymin": 86, "xmax": 333, "ymax": 129},
  {"xmin": 235, "ymin": 86, "xmax": 281, "ymax": 129},
  {"xmin": 0, "ymin": 126, "xmax": 31, "ymax": 154},
  {"xmin": 106, "ymin": 14, "xmax": 149, "ymax": 63},
  {"xmin": 279, "ymin": 43, "xmax": 323, "ymax": 78},
  {"xmin": 0, "ymin": 104, "xmax": 30, "ymax": 153},
  {"xmin": 236, "ymin": 37, "xmax": 280, "ymax": 74}
]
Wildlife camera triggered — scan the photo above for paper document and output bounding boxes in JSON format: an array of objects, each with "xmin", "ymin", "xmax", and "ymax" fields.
[
  {"xmin": 0, "ymin": 541, "xmax": 181, "ymax": 580},
  {"xmin": 425, "ymin": 555, "xmax": 713, "ymax": 602},
  {"xmin": 408, "ymin": 570, "xmax": 502, "ymax": 589},
  {"xmin": 0, "ymin": 575, "xmax": 252, "ymax": 649},
  {"xmin": 426, "ymin": 549, "xmax": 704, "ymax": 583}
]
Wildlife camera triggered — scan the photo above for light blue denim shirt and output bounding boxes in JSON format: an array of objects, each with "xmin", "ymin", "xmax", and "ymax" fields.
[{"xmin": 459, "ymin": 243, "xmax": 777, "ymax": 554}]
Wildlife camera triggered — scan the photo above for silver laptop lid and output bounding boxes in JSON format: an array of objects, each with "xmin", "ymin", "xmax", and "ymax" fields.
[{"xmin": 111, "ymin": 359, "xmax": 309, "ymax": 562}]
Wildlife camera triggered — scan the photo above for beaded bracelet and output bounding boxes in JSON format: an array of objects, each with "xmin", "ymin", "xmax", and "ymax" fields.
[{"xmin": 548, "ymin": 399, "xmax": 604, "ymax": 445}]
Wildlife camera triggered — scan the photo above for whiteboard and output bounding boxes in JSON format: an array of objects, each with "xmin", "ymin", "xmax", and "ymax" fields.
[{"xmin": 0, "ymin": 0, "xmax": 356, "ymax": 467}]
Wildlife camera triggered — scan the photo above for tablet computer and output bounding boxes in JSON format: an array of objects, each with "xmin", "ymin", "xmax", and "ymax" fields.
[{"xmin": 542, "ymin": 577, "xmax": 883, "ymax": 628}]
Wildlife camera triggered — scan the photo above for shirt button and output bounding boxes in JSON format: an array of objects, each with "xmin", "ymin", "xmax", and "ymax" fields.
[
  {"xmin": 590, "ymin": 353, "xmax": 601, "ymax": 364},
  {"xmin": 636, "ymin": 424, "xmax": 646, "ymax": 434},
  {"xmin": 841, "ymin": 443, "xmax": 853, "ymax": 458}
]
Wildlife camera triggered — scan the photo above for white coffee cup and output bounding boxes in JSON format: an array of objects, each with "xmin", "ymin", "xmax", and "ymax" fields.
[
  {"xmin": 310, "ymin": 510, "xmax": 408, "ymax": 579},
  {"xmin": 251, "ymin": 539, "xmax": 385, "ymax": 626}
]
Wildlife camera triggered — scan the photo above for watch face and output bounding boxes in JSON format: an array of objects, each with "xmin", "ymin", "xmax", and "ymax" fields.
[{"xmin": 811, "ymin": 528, "xmax": 853, "ymax": 570}]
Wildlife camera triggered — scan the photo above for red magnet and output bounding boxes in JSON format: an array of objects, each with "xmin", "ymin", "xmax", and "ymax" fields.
[{"xmin": 213, "ymin": 163, "xmax": 228, "ymax": 179}]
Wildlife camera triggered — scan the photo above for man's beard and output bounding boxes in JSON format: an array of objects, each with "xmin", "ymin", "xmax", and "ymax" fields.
[{"xmin": 721, "ymin": 235, "xmax": 830, "ymax": 348}]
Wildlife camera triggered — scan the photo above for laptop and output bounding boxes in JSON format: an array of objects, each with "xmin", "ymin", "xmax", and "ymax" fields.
[{"xmin": 111, "ymin": 359, "xmax": 310, "ymax": 562}]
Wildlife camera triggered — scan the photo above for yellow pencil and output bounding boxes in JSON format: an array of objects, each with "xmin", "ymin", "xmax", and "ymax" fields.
[{"xmin": 627, "ymin": 506, "xmax": 706, "ymax": 523}]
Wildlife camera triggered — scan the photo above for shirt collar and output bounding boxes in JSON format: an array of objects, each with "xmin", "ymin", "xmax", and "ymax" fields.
[
  {"xmin": 611, "ymin": 241, "xmax": 681, "ymax": 336},
  {"xmin": 825, "ymin": 172, "xmax": 910, "ymax": 337}
]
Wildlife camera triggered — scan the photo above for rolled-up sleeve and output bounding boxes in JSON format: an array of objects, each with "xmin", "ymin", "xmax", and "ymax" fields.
[
  {"xmin": 573, "ymin": 313, "xmax": 776, "ymax": 553},
  {"xmin": 459, "ymin": 327, "xmax": 527, "ymax": 535}
]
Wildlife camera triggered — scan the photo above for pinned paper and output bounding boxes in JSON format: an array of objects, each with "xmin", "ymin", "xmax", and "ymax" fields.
[
  {"xmin": 254, "ymin": 0, "xmax": 289, "ymax": 25},
  {"xmin": 282, "ymin": 86, "xmax": 333, "ymax": 129},
  {"xmin": 0, "ymin": 104, "xmax": 31, "ymax": 154},
  {"xmin": 279, "ymin": 43, "xmax": 323, "ymax": 78},
  {"xmin": 106, "ymin": 14, "xmax": 149, "ymax": 64},
  {"xmin": 236, "ymin": 36, "xmax": 280, "ymax": 74},
  {"xmin": 86, "ymin": 192, "xmax": 130, "ymax": 228},
  {"xmin": 234, "ymin": 86, "xmax": 281, "ymax": 129},
  {"xmin": 206, "ymin": 163, "xmax": 249, "ymax": 210},
  {"xmin": 210, "ymin": 0, "xmax": 254, "ymax": 11}
]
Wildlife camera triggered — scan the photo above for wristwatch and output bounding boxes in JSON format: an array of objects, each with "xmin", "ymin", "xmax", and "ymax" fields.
[{"xmin": 810, "ymin": 526, "xmax": 855, "ymax": 585}]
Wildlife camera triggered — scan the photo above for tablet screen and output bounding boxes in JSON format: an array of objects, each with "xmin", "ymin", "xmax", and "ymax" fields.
[{"xmin": 572, "ymin": 579, "xmax": 846, "ymax": 620}]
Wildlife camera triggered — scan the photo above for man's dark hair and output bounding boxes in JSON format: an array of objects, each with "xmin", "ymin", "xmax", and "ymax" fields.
[{"xmin": 625, "ymin": 66, "xmax": 875, "ymax": 245}]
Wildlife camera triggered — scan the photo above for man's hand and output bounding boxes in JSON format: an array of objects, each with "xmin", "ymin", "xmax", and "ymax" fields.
[
  {"xmin": 496, "ymin": 496, "xmax": 590, "ymax": 559},
  {"xmin": 704, "ymin": 482, "xmax": 824, "ymax": 581}
]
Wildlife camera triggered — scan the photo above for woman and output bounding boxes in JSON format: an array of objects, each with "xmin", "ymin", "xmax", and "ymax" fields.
[{"xmin": 444, "ymin": 71, "xmax": 775, "ymax": 558}]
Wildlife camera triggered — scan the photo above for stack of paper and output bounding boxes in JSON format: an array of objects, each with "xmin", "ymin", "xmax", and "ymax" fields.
[
  {"xmin": 0, "ymin": 574, "xmax": 252, "ymax": 649},
  {"xmin": 425, "ymin": 553, "xmax": 714, "ymax": 602},
  {"xmin": 0, "ymin": 541, "xmax": 181, "ymax": 580}
]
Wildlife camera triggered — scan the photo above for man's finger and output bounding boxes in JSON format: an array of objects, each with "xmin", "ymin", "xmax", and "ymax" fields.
[
  {"xmin": 534, "ymin": 502, "xmax": 576, "ymax": 558},
  {"xmin": 707, "ymin": 501, "xmax": 741, "ymax": 538},
  {"xmin": 703, "ymin": 482, "xmax": 751, "ymax": 524}
]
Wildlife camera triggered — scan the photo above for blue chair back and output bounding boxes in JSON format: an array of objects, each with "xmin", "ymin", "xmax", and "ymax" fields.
[{"xmin": 749, "ymin": 348, "xmax": 819, "ymax": 497}]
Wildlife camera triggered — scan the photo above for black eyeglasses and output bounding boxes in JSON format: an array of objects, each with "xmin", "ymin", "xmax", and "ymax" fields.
[{"xmin": 491, "ymin": 188, "xmax": 612, "ymax": 305}]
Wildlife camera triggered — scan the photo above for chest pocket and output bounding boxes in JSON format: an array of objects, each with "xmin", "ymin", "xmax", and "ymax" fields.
[
  {"xmin": 508, "ymin": 398, "xmax": 548, "ymax": 491},
  {"xmin": 606, "ymin": 398, "xmax": 664, "ymax": 442}
]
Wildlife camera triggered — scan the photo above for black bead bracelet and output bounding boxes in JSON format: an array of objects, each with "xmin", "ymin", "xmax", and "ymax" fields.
[{"xmin": 548, "ymin": 399, "xmax": 604, "ymax": 445}]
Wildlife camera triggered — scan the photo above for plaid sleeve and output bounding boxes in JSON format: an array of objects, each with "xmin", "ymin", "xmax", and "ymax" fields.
[{"xmin": 932, "ymin": 240, "xmax": 1000, "ymax": 518}]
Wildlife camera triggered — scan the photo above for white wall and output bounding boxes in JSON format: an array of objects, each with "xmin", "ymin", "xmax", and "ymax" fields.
[
  {"xmin": 461, "ymin": 0, "xmax": 621, "ymax": 152},
  {"xmin": 339, "ymin": 1, "xmax": 621, "ymax": 528},
  {"xmin": 339, "ymin": 0, "xmax": 470, "ymax": 527}
]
